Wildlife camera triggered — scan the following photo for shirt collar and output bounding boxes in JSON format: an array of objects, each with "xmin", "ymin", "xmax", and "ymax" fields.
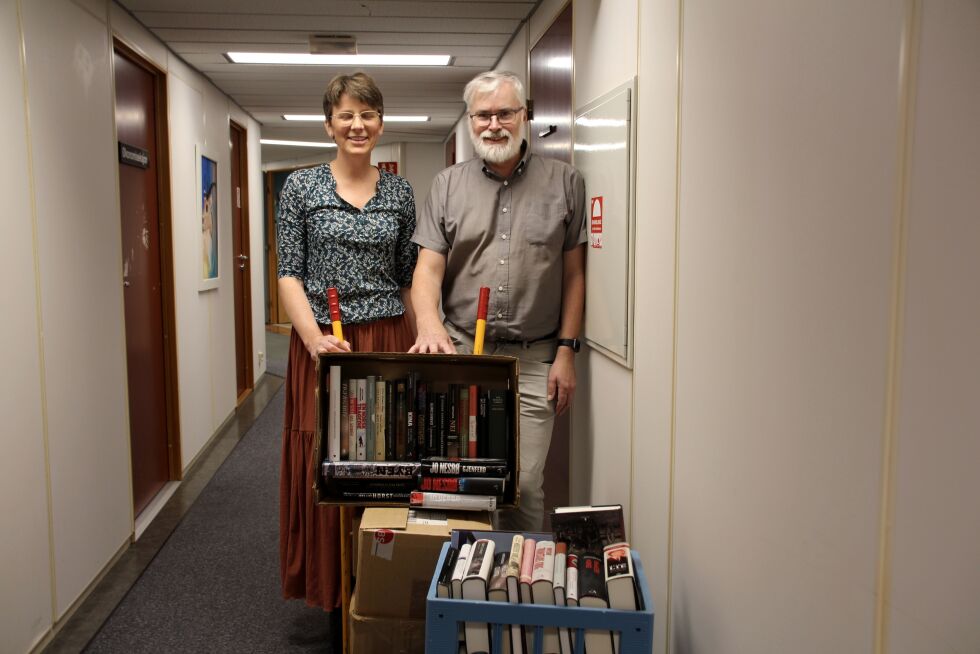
[{"xmin": 481, "ymin": 140, "xmax": 530, "ymax": 182}]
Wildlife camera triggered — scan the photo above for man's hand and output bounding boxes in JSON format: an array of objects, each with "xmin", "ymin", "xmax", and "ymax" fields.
[
  {"xmin": 409, "ymin": 322, "xmax": 457, "ymax": 354},
  {"xmin": 547, "ymin": 347, "xmax": 577, "ymax": 415}
]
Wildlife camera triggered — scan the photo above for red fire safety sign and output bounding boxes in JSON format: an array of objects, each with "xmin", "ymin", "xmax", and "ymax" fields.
[{"xmin": 590, "ymin": 196, "xmax": 603, "ymax": 249}]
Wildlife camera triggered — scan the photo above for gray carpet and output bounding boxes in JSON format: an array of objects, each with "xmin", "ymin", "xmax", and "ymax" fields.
[
  {"xmin": 266, "ymin": 330, "xmax": 290, "ymax": 378},
  {"xmin": 83, "ymin": 385, "xmax": 339, "ymax": 653}
]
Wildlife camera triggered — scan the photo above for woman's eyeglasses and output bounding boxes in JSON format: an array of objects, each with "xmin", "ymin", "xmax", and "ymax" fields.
[
  {"xmin": 469, "ymin": 107, "xmax": 524, "ymax": 127},
  {"xmin": 331, "ymin": 110, "xmax": 382, "ymax": 125}
]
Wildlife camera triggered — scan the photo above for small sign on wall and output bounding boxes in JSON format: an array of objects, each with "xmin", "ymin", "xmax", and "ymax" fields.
[
  {"xmin": 590, "ymin": 196, "xmax": 603, "ymax": 249},
  {"xmin": 119, "ymin": 142, "xmax": 149, "ymax": 169},
  {"xmin": 378, "ymin": 161, "xmax": 398, "ymax": 174}
]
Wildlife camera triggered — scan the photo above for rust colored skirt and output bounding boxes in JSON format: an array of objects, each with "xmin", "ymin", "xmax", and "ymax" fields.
[{"xmin": 279, "ymin": 314, "xmax": 414, "ymax": 610}]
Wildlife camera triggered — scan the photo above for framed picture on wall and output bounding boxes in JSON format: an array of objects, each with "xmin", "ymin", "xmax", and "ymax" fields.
[{"xmin": 199, "ymin": 148, "xmax": 219, "ymax": 291}]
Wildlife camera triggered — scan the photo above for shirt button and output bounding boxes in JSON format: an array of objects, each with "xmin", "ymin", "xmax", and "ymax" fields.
[
  {"xmin": 501, "ymin": 233, "xmax": 508, "ymax": 240},
  {"xmin": 497, "ymin": 285, "xmax": 504, "ymax": 292},
  {"xmin": 503, "ymin": 181, "xmax": 509, "ymax": 186},
  {"xmin": 496, "ymin": 312, "xmax": 502, "ymax": 319},
  {"xmin": 502, "ymin": 207, "xmax": 508, "ymax": 213},
  {"xmin": 498, "ymin": 259, "xmax": 505, "ymax": 265}
]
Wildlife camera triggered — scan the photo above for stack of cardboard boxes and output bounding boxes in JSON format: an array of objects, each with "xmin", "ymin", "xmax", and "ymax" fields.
[{"xmin": 350, "ymin": 507, "xmax": 492, "ymax": 653}]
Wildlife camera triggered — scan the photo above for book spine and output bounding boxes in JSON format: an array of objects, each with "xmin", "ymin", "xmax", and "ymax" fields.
[
  {"xmin": 327, "ymin": 366, "xmax": 341, "ymax": 461},
  {"xmin": 323, "ymin": 461, "xmax": 420, "ymax": 478},
  {"xmin": 340, "ymin": 372, "xmax": 349, "ymax": 460},
  {"xmin": 416, "ymin": 381, "xmax": 427, "ymax": 461},
  {"xmin": 356, "ymin": 379, "xmax": 367, "ymax": 460},
  {"xmin": 385, "ymin": 380, "xmax": 395, "ymax": 460},
  {"xmin": 459, "ymin": 386, "xmax": 469, "ymax": 460},
  {"xmin": 565, "ymin": 551, "xmax": 579, "ymax": 605},
  {"xmin": 325, "ymin": 478, "xmax": 418, "ymax": 494},
  {"xmin": 487, "ymin": 388, "xmax": 508, "ymax": 460},
  {"xmin": 418, "ymin": 476, "xmax": 505, "ymax": 495},
  {"xmin": 468, "ymin": 384, "xmax": 479, "ymax": 458},
  {"xmin": 421, "ymin": 460, "xmax": 509, "ymax": 477},
  {"xmin": 426, "ymin": 396, "xmax": 437, "ymax": 457},
  {"xmin": 365, "ymin": 375, "xmax": 376, "ymax": 461},
  {"xmin": 395, "ymin": 380, "xmax": 406, "ymax": 460},
  {"xmin": 335, "ymin": 490, "xmax": 410, "ymax": 501},
  {"xmin": 406, "ymin": 372, "xmax": 417, "ymax": 459},
  {"xmin": 374, "ymin": 379, "xmax": 385, "ymax": 461},
  {"xmin": 447, "ymin": 384, "xmax": 459, "ymax": 458},
  {"xmin": 347, "ymin": 379, "xmax": 358, "ymax": 460},
  {"xmin": 437, "ymin": 392, "xmax": 447, "ymax": 457},
  {"xmin": 477, "ymin": 391, "xmax": 489, "ymax": 458},
  {"xmin": 408, "ymin": 491, "xmax": 497, "ymax": 511}
]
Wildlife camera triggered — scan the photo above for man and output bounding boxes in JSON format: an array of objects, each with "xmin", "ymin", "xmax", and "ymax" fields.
[{"xmin": 410, "ymin": 70, "xmax": 586, "ymax": 531}]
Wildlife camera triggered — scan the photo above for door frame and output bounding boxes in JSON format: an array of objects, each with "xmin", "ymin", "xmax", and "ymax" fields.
[
  {"xmin": 230, "ymin": 119, "xmax": 254, "ymax": 403},
  {"xmin": 113, "ymin": 37, "xmax": 182, "ymax": 481}
]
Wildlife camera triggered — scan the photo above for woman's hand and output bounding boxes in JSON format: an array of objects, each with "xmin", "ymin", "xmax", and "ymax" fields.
[{"xmin": 305, "ymin": 333, "xmax": 352, "ymax": 360}]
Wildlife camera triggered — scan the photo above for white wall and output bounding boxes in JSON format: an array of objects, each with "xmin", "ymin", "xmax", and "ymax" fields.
[
  {"xmin": 2, "ymin": 1, "xmax": 266, "ymax": 650},
  {"xmin": 0, "ymin": 1, "xmax": 52, "ymax": 650},
  {"xmin": 22, "ymin": 0, "xmax": 134, "ymax": 620},
  {"xmin": 513, "ymin": 1, "xmax": 980, "ymax": 653},
  {"xmin": 888, "ymin": 2, "xmax": 980, "ymax": 652},
  {"xmin": 402, "ymin": 142, "xmax": 446, "ymax": 205}
]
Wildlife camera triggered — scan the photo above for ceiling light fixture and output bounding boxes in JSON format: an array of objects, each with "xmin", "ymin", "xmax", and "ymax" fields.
[
  {"xmin": 260, "ymin": 139, "xmax": 337, "ymax": 148},
  {"xmin": 227, "ymin": 52, "xmax": 451, "ymax": 66},
  {"xmin": 282, "ymin": 114, "xmax": 430, "ymax": 122}
]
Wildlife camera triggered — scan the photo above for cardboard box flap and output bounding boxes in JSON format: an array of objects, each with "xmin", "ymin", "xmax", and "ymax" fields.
[{"xmin": 360, "ymin": 507, "xmax": 493, "ymax": 536}]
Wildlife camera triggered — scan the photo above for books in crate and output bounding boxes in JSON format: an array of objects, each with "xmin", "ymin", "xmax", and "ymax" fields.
[
  {"xmin": 321, "ymin": 362, "xmax": 514, "ymax": 506},
  {"xmin": 322, "ymin": 458, "xmax": 509, "ymax": 510},
  {"xmin": 435, "ymin": 510, "xmax": 643, "ymax": 654}
]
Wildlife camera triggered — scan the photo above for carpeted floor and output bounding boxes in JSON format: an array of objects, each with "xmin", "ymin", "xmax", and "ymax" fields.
[{"xmin": 82, "ymin": 383, "xmax": 340, "ymax": 653}]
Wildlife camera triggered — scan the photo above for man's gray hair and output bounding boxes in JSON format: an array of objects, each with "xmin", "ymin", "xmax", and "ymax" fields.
[{"xmin": 463, "ymin": 71, "xmax": 526, "ymax": 110}]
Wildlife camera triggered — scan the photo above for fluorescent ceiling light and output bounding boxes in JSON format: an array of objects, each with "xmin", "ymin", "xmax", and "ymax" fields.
[
  {"xmin": 260, "ymin": 139, "xmax": 336, "ymax": 148},
  {"xmin": 227, "ymin": 52, "xmax": 451, "ymax": 66},
  {"xmin": 282, "ymin": 114, "xmax": 430, "ymax": 122}
]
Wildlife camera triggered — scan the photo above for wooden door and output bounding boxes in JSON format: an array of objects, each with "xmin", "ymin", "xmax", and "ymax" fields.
[
  {"xmin": 529, "ymin": 3, "xmax": 573, "ymax": 164},
  {"xmin": 114, "ymin": 46, "xmax": 174, "ymax": 515},
  {"xmin": 529, "ymin": 2, "xmax": 574, "ymax": 522},
  {"xmin": 230, "ymin": 121, "xmax": 253, "ymax": 401}
]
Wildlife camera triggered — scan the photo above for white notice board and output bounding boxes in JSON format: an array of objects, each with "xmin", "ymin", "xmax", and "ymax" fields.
[{"xmin": 574, "ymin": 79, "xmax": 636, "ymax": 367}]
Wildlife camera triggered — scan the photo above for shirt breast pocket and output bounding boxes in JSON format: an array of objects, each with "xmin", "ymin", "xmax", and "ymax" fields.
[{"xmin": 525, "ymin": 202, "xmax": 566, "ymax": 247}]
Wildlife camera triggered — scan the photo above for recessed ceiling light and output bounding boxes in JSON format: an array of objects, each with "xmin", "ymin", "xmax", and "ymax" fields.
[
  {"xmin": 227, "ymin": 52, "xmax": 451, "ymax": 66},
  {"xmin": 260, "ymin": 139, "xmax": 337, "ymax": 148},
  {"xmin": 282, "ymin": 114, "xmax": 430, "ymax": 122}
]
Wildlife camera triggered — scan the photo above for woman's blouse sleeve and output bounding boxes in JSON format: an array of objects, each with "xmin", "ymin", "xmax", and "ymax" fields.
[
  {"xmin": 276, "ymin": 172, "xmax": 306, "ymax": 280},
  {"xmin": 394, "ymin": 181, "xmax": 418, "ymax": 288}
]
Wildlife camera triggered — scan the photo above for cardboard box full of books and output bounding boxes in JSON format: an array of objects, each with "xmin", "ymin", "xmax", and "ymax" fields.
[
  {"xmin": 356, "ymin": 507, "xmax": 492, "ymax": 619},
  {"xmin": 349, "ymin": 590, "xmax": 425, "ymax": 654},
  {"xmin": 314, "ymin": 352, "xmax": 521, "ymax": 508}
]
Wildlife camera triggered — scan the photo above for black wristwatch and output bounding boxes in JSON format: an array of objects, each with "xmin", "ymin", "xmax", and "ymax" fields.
[{"xmin": 557, "ymin": 338, "xmax": 581, "ymax": 353}]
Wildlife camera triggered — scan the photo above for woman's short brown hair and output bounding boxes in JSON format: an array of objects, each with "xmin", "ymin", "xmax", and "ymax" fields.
[{"xmin": 322, "ymin": 72, "xmax": 384, "ymax": 121}]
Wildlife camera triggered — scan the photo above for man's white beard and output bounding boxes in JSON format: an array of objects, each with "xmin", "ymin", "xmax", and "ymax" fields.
[{"xmin": 471, "ymin": 127, "xmax": 522, "ymax": 163}]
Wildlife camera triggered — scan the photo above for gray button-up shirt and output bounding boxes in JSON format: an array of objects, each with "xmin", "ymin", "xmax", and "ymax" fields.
[{"xmin": 412, "ymin": 148, "xmax": 586, "ymax": 342}]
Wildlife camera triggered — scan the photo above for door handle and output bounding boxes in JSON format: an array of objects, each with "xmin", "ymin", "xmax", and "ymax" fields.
[
  {"xmin": 239, "ymin": 263, "xmax": 246, "ymax": 270},
  {"xmin": 237, "ymin": 254, "xmax": 249, "ymax": 261},
  {"xmin": 538, "ymin": 124, "xmax": 557, "ymax": 138}
]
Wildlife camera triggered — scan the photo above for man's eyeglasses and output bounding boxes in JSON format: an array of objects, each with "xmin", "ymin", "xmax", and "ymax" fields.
[
  {"xmin": 331, "ymin": 110, "xmax": 382, "ymax": 126},
  {"xmin": 469, "ymin": 107, "xmax": 525, "ymax": 127}
]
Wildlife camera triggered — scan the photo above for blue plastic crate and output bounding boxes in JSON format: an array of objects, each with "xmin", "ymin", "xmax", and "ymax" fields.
[{"xmin": 425, "ymin": 541, "xmax": 655, "ymax": 654}]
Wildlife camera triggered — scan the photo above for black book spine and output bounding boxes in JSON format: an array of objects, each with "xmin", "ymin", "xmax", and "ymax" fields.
[
  {"xmin": 477, "ymin": 391, "xmax": 489, "ymax": 458},
  {"xmin": 447, "ymin": 383, "xmax": 459, "ymax": 458},
  {"xmin": 437, "ymin": 392, "xmax": 447, "ymax": 457},
  {"xmin": 421, "ymin": 459, "xmax": 509, "ymax": 477},
  {"xmin": 395, "ymin": 381, "xmax": 406, "ymax": 460},
  {"xmin": 487, "ymin": 389, "xmax": 509, "ymax": 461},
  {"xmin": 427, "ymin": 396, "xmax": 437, "ymax": 457},
  {"xmin": 385, "ymin": 380, "xmax": 395, "ymax": 460},
  {"xmin": 406, "ymin": 372, "xmax": 417, "ymax": 460},
  {"xmin": 416, "ymin": 381, "xmax": 427, "ymax": 461}
]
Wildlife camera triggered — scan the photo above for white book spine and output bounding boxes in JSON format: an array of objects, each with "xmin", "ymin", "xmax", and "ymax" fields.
[
  {"xmin": 410, "ymin": 492, "xmax": 496, "ymax": 511},
  {"xmin": 327, "ymin": 366, "xmax": 341, "ymax": 460},
  {"xmin": 375, "ymin": 380, "xmax": 386, "ymax": 460},
  {"xmin": 355, "ymin": 379, "xmax": 366, "ymax": 460}
]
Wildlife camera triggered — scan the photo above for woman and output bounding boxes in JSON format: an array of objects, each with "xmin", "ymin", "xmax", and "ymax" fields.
[{"xmin": 276, "ymin": 72, "xmax": 417, "ymax": 611}]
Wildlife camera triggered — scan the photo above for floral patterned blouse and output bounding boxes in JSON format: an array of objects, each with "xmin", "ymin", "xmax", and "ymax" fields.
[{"xmin": 277, "ymin": 164, "xmax": 418, "ymax": 325}]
